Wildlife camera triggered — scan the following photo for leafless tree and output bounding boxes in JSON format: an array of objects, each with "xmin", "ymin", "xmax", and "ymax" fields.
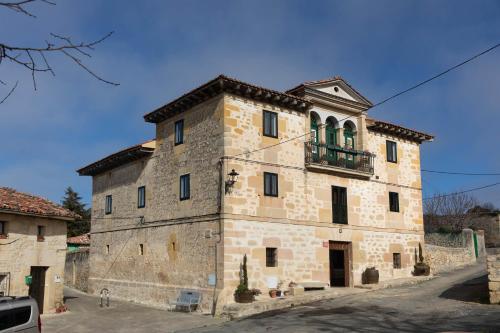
[
  {"xmin": 0, "ymin": 0, "xmax": 118, "ymax": 105},
  {"xmin": 424, "ymin": 192, "xmax": 479, "ymax": 232}
]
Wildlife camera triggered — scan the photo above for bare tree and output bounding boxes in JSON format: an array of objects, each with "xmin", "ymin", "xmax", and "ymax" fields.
[
  {"xmin": 0, "ymin": 0, "xmax": 118, "ymax": 104},
  {"xmin": 424, "ymin": 192, "xmax": 479, "ymax": 232}
]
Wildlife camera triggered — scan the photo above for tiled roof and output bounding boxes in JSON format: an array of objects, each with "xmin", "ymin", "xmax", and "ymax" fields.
[
  {"xmin": 67, "ymin": 233, "xmax": 90, "ymax": 245},
  {"xmin": 143, "ymin": 75, "xmax": 312, "ymax": 123},
  {"xmin": 77, "ymin": 140, "xmax": 156, "ymax": 176},
  {"xmin": 0, "ymin": 187, "xmax": 79, "ymax": 220}
]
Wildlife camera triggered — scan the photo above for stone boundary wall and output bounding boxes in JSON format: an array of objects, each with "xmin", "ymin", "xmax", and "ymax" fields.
[
  {"xmin": 425, "ymin": 232, "xmax": 464, "ymax": 247},
  {"xmin": 65, "ymin": 248, "xmax": 89, "ymax": 292},
  {"xmin": 487, "ymin": 248, "xmax": 500, "ymax": 304},
  {"xmin": 424, "ymin": 229, "xmax": 479, "ymax": 274}
]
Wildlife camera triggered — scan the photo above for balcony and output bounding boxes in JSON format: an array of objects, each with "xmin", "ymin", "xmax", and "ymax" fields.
[{"xmin": 305, "ymin": 141, "xmax": 375, "ymax": 178}]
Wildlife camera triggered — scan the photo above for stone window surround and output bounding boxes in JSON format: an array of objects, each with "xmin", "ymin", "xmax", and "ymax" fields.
[
  {"xmin": 386, "ymin": 140, "xmax": 398, "ymax": 163},
  {"xmin": 389, "ymin": 191, "xmax": 400, "ymax": 213},
  {"xmin": 180, "ymin": 174, "xmax": 190, "ymax": 201},
  {"xmin": 263, "ymin": 110, "xmax": 278, "ymax": 138},
  {"xmin": 137, "ymin": 186, "xmax": 146, "ymax": 209},
  {"xmin": 263, "ymin": 172, "xmax": 279, "ymax": 197},
  {"xmin": 393, "ymin": 253, "xmax": 402, "ymax": 269},
  {"xmin": 105, "ymin": 195, "xmax": 112, "ymax": 215},
  {"xmin": 266, "ymin": 247, "xmax": 278, "ymax": 267},
  {"xmin": 174, "ymin": 119, "xmax": 184, "ymax": 145}
]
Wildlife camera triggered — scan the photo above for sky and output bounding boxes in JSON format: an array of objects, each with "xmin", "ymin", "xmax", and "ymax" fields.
[{"xmin": 0, "ymin": 0, "xmax": 499, "ymax": 207}]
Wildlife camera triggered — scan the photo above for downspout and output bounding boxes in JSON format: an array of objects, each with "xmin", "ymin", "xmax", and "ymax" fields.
[{"xmin": 211, "ymin": 157, "xmax": 224, "ymax": 316}]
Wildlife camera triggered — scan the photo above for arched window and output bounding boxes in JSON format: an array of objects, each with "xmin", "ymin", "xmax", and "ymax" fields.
[
  {"xmin": 343, "ymin": 121, "xmax": 356, "ymax": 150},
  {"xmin": 326, "ymin": 117, "xmax": 338, "ymax": 146},
  {"xmin": 310, "ymin": 112, "xmax": 321, "ymax": 161}
]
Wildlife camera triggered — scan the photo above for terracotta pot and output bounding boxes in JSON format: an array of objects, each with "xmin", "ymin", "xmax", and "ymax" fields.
[
  {"xmin": 269, "ymin": 290, "xmax": 277, "ymax": 298},
  {"xmin": 362, "ymin": 267, "xmax": 379, "ymax": 284}
]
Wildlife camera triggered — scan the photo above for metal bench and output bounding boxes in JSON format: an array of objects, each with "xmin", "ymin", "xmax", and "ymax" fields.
[{"xmin": 168, "ymin": 290, "xmax": 201, "ymax": 313}]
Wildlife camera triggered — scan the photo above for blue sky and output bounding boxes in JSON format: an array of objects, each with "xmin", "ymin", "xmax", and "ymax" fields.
[{"xmin": 0, "ymin": 0, "xmax": 499, "ymax": 207}]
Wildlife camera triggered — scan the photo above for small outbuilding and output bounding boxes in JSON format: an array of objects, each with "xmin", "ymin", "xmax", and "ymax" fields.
[{"xmin": 0, "ymin": 187, "xmax": 78, "ymax": 313}]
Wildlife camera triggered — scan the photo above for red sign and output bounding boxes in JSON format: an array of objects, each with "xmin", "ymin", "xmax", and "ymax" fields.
[{"xmin": 322, "ymin": 241, "xmax": 329, "ymax": 248}]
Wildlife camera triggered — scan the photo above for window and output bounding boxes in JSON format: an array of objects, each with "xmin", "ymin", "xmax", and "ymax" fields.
[
  {"xmin": 175, "ymin": 119, "xmax": 184, "ymax": 145},
  {"xmin": 37, "ymin": 225, "xmax": 45, "ymax": 241},
  {"xmin": 0, "ymin": 306, "xmax": 31, "ymax": 331},
  {"xmin": 106, "ymin": 245, "xmax": 110, "ymax": 255},
  {"xmin": 105, "ymin": 195, "xmax": 112, "ymax": 214},
  {"xmin": 264, "ymin": 172, "xmax": 278, "ymax": 197},
  {"xmin": 332, "ymin": 186, "xmax": 348, "ymax": 224},
  {"xmin": 180, "ymin": 174, "xmax": 190, "ymax": 200},
  {"xmin": 138, "ymin": 186, "xmax": 146, "ymax": 208},
  {"xmin": 393, "ymin": 253, "xmax": 401, "ymax": 269},
  {"xmin": 389, "ymin": 192, "xmax": 400, "ymax": 212},
  {"xmin": 386, "ymin": 140, "xmax": 397, "ymax": 163},
  {"xmin": 0, "ymin": 221, "xmax": 5, "ymax": 235},
  {"xmin": 266, "ymin": 247, "xmax": 278, "ymax": 267},
  {"xmin": 139, "ymin": 244, "xmax": 144, "ymax": 256},
  {"xmin": 263, "ymin": 110, "xmax": 278, "ymax": 138}
]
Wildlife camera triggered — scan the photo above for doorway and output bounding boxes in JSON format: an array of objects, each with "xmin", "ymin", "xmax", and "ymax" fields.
[
  {"xmin": 329, "ymin": 241, "xmax": 351, "ymax": 287},
  {"xmin": 29, "ymin": 266, "xmax": 48, "ymax": 313}
]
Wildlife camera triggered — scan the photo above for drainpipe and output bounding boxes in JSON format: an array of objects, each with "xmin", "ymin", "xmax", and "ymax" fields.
[{"xmin": 211, "ymin": 158, "xmax": 224, "ymax": 316}]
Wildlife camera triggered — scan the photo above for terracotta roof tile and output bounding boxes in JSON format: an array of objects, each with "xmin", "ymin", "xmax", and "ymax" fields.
[
  {"xmin": 0, "ymin": 187, "xmax": 79, "ymax": 220},
  {"xmin": 67, "ymin": 233, "xmax": 90, "ymax": 245}
]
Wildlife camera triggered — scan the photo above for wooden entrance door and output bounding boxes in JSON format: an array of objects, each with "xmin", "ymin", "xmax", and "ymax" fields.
[
  {"xmin": 329, "ymin": 241, "xmax": 351, "ymax": 287},
  {"xmin": 29, "ymin": 266, "xmax": 47, "ymax": 313}
]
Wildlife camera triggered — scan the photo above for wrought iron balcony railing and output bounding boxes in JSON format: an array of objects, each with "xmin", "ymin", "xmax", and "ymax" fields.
[{"xmin": 305, "ymin": 141, "xmax": 375, "ymax": 175}]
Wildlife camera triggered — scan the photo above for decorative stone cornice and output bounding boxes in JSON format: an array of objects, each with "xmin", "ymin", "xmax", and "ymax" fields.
[
  {"xmin": 367, "ymin": 120, "xmax": 434, "ymax": 143},
  {"xmin": 143, "ymin": 75, "xmax": 313, "ymax": 123}
]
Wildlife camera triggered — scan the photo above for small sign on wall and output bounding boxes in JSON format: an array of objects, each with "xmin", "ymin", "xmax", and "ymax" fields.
[
  {"xmin": 322, "ymin": 241, "xmax": 329, "ymax": 248},
  {"xmin": 54, "ymin": 275, "xmax": 61, "ymax": 283}
]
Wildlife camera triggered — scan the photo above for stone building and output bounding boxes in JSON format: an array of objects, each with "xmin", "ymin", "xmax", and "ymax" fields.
[
  {"xmin": 0, "ymin": 187, "xmax": 77, "ymax": 313},
  {"xmin": 78, "ymin": 75, "xmax": 433, "ymax": 312}
]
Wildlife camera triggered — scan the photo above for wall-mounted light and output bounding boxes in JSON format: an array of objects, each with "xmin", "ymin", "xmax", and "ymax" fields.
[{"xmin": 225, "ymin": 169, "xmax": 239, "ymax": 194}]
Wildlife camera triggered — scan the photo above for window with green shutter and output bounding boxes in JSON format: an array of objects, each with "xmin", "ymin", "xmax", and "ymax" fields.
[{"xmin": 332, "ymin": 186, "xmax": 348, "ymax": 224}]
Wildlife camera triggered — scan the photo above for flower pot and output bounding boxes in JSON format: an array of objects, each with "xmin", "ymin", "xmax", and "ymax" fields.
[
  {"xmin": 362, "ymin": 267, "xmax": 379, "ymax": 284},
  {"xmin": 234, "ymin": 290, "xmax": 254, "ymax": 303},
  {"xmin": 413, "ymin": 262, "xmax": 430, "ymax": 276},
  {"xmin": 269, "ymin": 289, "xmax": 277, "ymax": 298}
]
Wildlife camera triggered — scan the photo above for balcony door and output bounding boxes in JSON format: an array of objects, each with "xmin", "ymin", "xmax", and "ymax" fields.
[
  {"xmin": 326, "ymin": 121, "xmax": 337, "ymax": 164},
  {"xmin": 332, "ymin": 186, "xmax": 348, "ymax": 224},
  {"xmin": 310, "ymin": 117, "xmax": 320, "ymax": 162}
]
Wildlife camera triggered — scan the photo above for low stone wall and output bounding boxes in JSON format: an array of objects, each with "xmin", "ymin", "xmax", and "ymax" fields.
[
  {"xmin": 487, "ymin": 248, "xmax": 500, "ymax": 304},
  {"xmin": 424, "ymin": 244, "xmax": 475, "ymax": 274},
  {"xmin": 425, "ymin": 232, "xmax": 464, "ymax": 247},
  {"xmin": 64, "ymin": 248, "xmax": 89, "ymax": 292}
]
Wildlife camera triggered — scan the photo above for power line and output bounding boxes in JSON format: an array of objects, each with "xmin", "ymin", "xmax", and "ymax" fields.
[
  {"xmin": 422, "ymin": 169, "xmax": 500, "ymax": 176},
  {"xmin": 422, "ymin": 182, "xmax": 500, "ymax": 201},
  {"xmin": 232, "ymin": 41, "xmax": 500, "ymax": 158}
]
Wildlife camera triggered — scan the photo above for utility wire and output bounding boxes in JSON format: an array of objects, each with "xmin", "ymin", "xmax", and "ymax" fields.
[
  {"xmin": 422, "ymin": 182, "xmax": 500, "ymax": 201},
  {"xmin": 422, "ymin": 169, "xmax": 500, "ymax": 176},
  {"xmin": 232, "ymin": 42, "xmax": 500, "ymax": 158}
]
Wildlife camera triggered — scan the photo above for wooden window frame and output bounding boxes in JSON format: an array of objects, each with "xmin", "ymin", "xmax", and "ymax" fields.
[
  {"xmin": 105, "ymin": 195, "xmax": 112, "ymax": 215},
  {"xmin": 0, "ymin": 221, "xmax": 6, "ymax": 238},
  {"xmin": 37, "ymin": 225, "xmax": 45, "ymax": 242},
  {"xmin": 263, "ymin": 110, "xmax": 278, "ymax": 138},
  {"xmin": 175, "ymin": 119, "xmax": 184, "ymax": 145},
  {"xmin": 332, "ymin": 186, "xmax": 348, "ymax": 225},
  {"xmin": 389, "ymin": 192, "xmax": 400, "ymax": 212},
  {"xmin": 180, "ymin": 174, "xmax": 190, "ymax": 201},
  {"xmin": 393, "ymin": 253, "xmax": 401, "ymax": 269},
  {"xmin": 263, "ymin": 172, "xmax": 279, "ymax": 197},
  {"xmin": 386, "ymin": 140, "xmax": 397, "ymax": 163},
  {"xmin": 266, "ymin": 247, "xmax": 278, "ymax": 267},
  {"xmin": 137, "ymin": 186, "xmax": 146, "ymax": 208}
]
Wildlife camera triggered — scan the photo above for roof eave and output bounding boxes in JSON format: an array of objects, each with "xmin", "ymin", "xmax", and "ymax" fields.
[{"xmin": 0, "ymin": 208, "xmax": 77, "ymax": 221}]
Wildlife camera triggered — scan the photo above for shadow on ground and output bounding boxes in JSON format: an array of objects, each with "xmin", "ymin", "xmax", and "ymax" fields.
[{"xmin": 439, "ymin": 274, "xmax": 490, "ymax": 304}]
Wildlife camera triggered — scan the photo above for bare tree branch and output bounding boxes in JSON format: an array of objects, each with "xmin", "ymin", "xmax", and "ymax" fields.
[
  {"xmin": 0, "ymin": 0, "xmax": 55, "ymax": 18},
  {"xmin": 424, "ymin": 191, "xmax": 479, "ymax": 232},
  {"xmin": 0, "ymin": 81, "xmax": 18, "ymax": 105}
]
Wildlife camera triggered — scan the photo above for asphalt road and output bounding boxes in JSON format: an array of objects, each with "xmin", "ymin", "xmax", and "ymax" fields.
[{"xmin": 185, "ymin": 263, "xmax": 500, "ymax": 333}]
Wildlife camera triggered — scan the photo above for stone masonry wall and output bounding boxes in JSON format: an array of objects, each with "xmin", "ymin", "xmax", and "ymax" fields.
[
  {"xmin": 65, "ymin": 248, "xmax": 89, "ymax": 292},
  {"xmin": 425, "ymin": 232, "xmax": 465, "ymax": 247},
  {"xmin": 0, "ymin": 212, "xmax": 67, "ymax": 313},
  {"xmin": 487, "ymin": 248, "xmax": 500, "ymax": 304}
]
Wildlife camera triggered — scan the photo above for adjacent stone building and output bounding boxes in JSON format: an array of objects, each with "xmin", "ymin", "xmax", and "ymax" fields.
[
  {"xmin": 78, "ymin": 75, "xmax": 433, "ymax": 312},
  {"xmin": 0, "ymin": 187, "xmax": 77, "ymax": 313}
]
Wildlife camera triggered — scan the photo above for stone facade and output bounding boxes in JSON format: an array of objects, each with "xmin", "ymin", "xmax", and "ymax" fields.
[
  {"xmin": 80, "ymin": 75, "xmax": 433, "ymax": 313},
  {"xmin": 0, "ymin": 212, "xmax": 67, "ymax": 313},
  {"xmin": 486, "ymin": 248, "xmax": 500, "ymax": 304}
]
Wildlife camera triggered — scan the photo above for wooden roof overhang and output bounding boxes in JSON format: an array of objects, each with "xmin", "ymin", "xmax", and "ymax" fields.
[
  {"xmin": 367, "ymin": 120, "xmax": 434, "ymax": 143},
  {"xmin": 77, "ymin": 143, "xmax": 155, "ymax": 176},
  {"xmin": 143, "ymin": 75, "xmax": 313, "ymax": 123}
]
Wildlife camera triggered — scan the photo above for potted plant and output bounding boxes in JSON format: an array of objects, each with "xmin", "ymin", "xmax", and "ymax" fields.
[
  {"xmin": 269, "ymin": 289, "xmax": 278, "ymax": 298},
  {"xmin": 234, "ymin": 254, "xmax": 255, "ymax": 303},
  {"xmin": 413, "ymin": 243, "xmax": 430, "ymax": 276}
]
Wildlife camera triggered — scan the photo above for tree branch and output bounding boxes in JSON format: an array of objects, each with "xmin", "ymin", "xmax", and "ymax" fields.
[
  {"xmin": 0, "ymin": 81, "xmax": 18, "ymax": 105},
  {"xmin": 0, "ymin": 0, "xmax": 55, "ymax": 18}
]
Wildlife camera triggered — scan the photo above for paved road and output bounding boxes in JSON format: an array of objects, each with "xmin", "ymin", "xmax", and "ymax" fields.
[
  {"xmin": 42, "ymin": 287, "xmax": 222, "ymax": 333},
  {"xmin": 185, "ymin": 263, "xmax": 500, "ymax": 333}
]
